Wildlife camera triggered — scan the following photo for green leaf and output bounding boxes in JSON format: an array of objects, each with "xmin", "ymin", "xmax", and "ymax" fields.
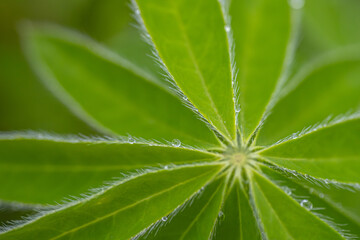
[
  {"xmin": 304, "ymin": 0, "xmax": 360, "ymax": 49},
  {"xmin": 22, "ymin": 23, "xmax": 219, "ymax": 147},
  {"xmin": 259, "ymin": 164, "xmax": 360, "ymax": 238},
  {"xmin": 134, "ymin": 0, "xmax": 236, "ymax": 141},
  {"xmin": 214, "ymin": 178, "xmax": 261, "ymax": 240},
  {"xmin": 229, "ymin": 0, "xmax": 292, "ymax": 139},
  {"xmin": 249, "ymin": 170, "xmax": 344, "ymax": 240},
  {"xmin": 257, "ymin": 53, "xmax": 360, "ymax": 146},
  {"xmin": 0, "ymin": 133, "xmax": 219, "ymax": 204},
  {"xmin": 138, "ymin": 176, "xmax": 225, "ymax": 240},
  {"xmin": 0, "ymin": 38, "xmax": 94, "ymax": 134},
  {"xmin": 0, "ymin": 164, "xmax": 223, "ymax": 240},
  {"xmin": 105, "ymin": 26, "xmax": 169, "ymax": 89},
  {"xmin": 260, "ymin": 116, "xmax": 360, "ymax": 183}
]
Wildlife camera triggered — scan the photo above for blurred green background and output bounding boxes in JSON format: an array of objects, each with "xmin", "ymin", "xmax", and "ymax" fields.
[{"xmin": 0, "ymin": 0, "xmax": 360, "ymax": 224}]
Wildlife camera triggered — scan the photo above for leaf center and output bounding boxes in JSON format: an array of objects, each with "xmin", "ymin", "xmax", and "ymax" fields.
[{"xmin": 230, "ymin": 152, "xmax": 248, "ymax": 167}]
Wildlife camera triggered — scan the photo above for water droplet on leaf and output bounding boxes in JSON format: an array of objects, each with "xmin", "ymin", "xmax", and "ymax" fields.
[
  {"xmin": 172, "ymin": 139, "xmax": 181, "ymax": 147},
  {"xmin": 164, "ymin": 165, "xmax": 169, "ymax": 170},
  {"xmin": 161, "ymin": 216, "xmax": 168, "ymax": 222},
  {"xmin": 128, "ymin": 137, "xmax": 135, "ymax": 144},
  {"xmin": 283, "ymin": 186, "xmax": 292, "ymax": 195},
  {"xmin": 218, "ymin": 211, "xmax": 225, "ymax": 221},
  {"xmin": 225, "ymin": 25, "xmax": 231, "ymax": 33},
  {"xmin": 300, "ymin": 199, "xmax": 313, "ymax": 210}
]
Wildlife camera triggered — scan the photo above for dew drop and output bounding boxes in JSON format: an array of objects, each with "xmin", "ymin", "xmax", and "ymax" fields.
[
  {"xmin": 135, "ymin": 9, "xmax": 140, "ymax": 14},
  {"xmin": 218, "ymin": 211, "xmax": 225, "ymax": 221},
  {"xmin": 300, "ymin": 199, "xmax": 313, "ymax": 210},
  {"xmin": 183, "ymin": 96, "xmax": 188, "ymax": 101},
  {"xmin": 172, "ymin": 139, "xmax": 181, "ymax": 147},
  {"xmin": 200, "ymin": 187, "xmax": 205, "ymax": 191},
  {"xmin": 283, "ymin": 186, "xmax": 292, "ymax": 196},
  {"xmin": 324, "ymin": 179, "xmax": 329, "ymax": 184},
  {"xmin": 164, "ymin": 165, "xmax": 169, "ymax": 170},
  {"xmin": 161, "ymin": 216, "xmax": 168, "ymax": 222},
  {"xmin": 288, "ymin": 0, "xmax": 305, "ymax": 9},
  {"xmin": 128, "ymin": 137, "xmax": 135, "ymax": 144},
  {"xmin": 235, "ymin": 106, "xmax": 241, "ymax": 113},
  {"xmin": 225, "ymin": 25, "xmax": 231, "ymax": 33}
]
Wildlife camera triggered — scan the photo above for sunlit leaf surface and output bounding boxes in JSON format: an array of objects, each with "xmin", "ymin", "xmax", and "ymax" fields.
[{"xmin": 1, "ymin": 0, "xmax": 360, "ymax": 239}]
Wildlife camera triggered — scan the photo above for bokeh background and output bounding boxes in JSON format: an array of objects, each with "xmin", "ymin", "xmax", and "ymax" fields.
[{"xmin": 1, "ymin": 0, "xmax": 360, "ymax": 226}]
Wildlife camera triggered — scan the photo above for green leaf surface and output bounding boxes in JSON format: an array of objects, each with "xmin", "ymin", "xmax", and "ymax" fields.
[
  {"xmin": 304, "ymin": 0, "xmax": 360, "ymax": 49},
  {"xmin": 260, "ymin": 117, "xmax": 360, "ymax": 183},
  {"xmin": 105, "ymin": 26, "xmax": 169, "ymax": 89},
  {"xmin": 259, "ymin": 164, "xmax": 360, "ymax": 238},
  {"xmin": 135, "ymin": 0, "xmax": 236, "ymax": 141},
  {"xmin": 0, "ymin": 133, "xmax": 219, "ymax": 204},
  {"xmin": 214, "ymin": 178, "xmax": 261, "ymax": 240},
  {"xmin": 249, "ymin": 170, "xmax": 344, "ymax": 240},
  {"xmin": 139, "ymin": 176, "xmax": 225, "ymax": 240},
  {"xmin": 0, "ymin": 164, "xmax": 223, "ymax": 240},
  {"xmin": 257, "ymin": 54, "xmax": 360, "ymax": 146},
  {"xmin": 230, "ymin": 0, "xmax": 292, "ymax": 139},
  {"xmin": 22, "ymin": 24, "xmax": 219, "ymax": 147}
]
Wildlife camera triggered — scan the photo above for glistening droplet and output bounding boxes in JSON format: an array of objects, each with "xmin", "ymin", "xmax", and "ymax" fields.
[
  {"xmin": 164, "ymin": 165, "xmax": 169, "ymax": 170},
  {"xmin": 225, "ymin": 25, "xmax": 231, "ymax": 33},
  {"xmin": 218, "ymin": 211, "xmax": 225, "ymax": 221},
  {"xmin": 300, "ymin": 199, "xmax": 313, "ymax": 210},
  {"xmin": 172, "ymin": 139, "xmax": 181, "ymax": 147},
  {"xmin": 128, "ymin": 137, "xmax": 135, "ymax": 144},
  {"xmin": 161, "ymin": 216, "xmax": 168, "ymax": 222},
  {"xmin": 283, "ymin": 187, "xmax": 292, "ymax": 196}
]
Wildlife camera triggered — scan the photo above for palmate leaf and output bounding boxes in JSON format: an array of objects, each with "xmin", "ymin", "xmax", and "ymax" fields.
[
  {"xmin": 214, "ymin": 177, "xmax": 261, "ymax": 240},
  {"xmin": 22, "ymin": 23, "xmax": 219, "ymax": 147},
  {"xmin": 2, "ymin": 0, "xmax": 360, "ymax": 239},
  {"xmin": 259, "ymin": 165, "xmax": 360, "ymax": 237},
  {"xmin": 260, "ymin": 116, "xmax": 360, "ymax": 183},
  {"xmin": 105, "ymin": 26, "xmax": 170, "ymax": 89},
  {"xmin": 134, "ymin": 0, "xmax": 236, "ymax": 141},
  {"xmin": 257, "ymin": 51, "xmax": 360, "ymax": 146},
  {"xmin": 0, "ymin": 133, "xmax": 219, "ymax": 204},
  {"xmin": 249, "ymin": 170, "xmax": 344, "ymax": 240},
  {"xmin": 229, "ymin": 0, "xmax": 293, "ymax": 139},
  {"xmin": 0, "ymin": 164, "xmax": 223, "ymax": 240},
  {"xmin": 138, "ymin": 175, "xmax": 226, "ymax": 240}
]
